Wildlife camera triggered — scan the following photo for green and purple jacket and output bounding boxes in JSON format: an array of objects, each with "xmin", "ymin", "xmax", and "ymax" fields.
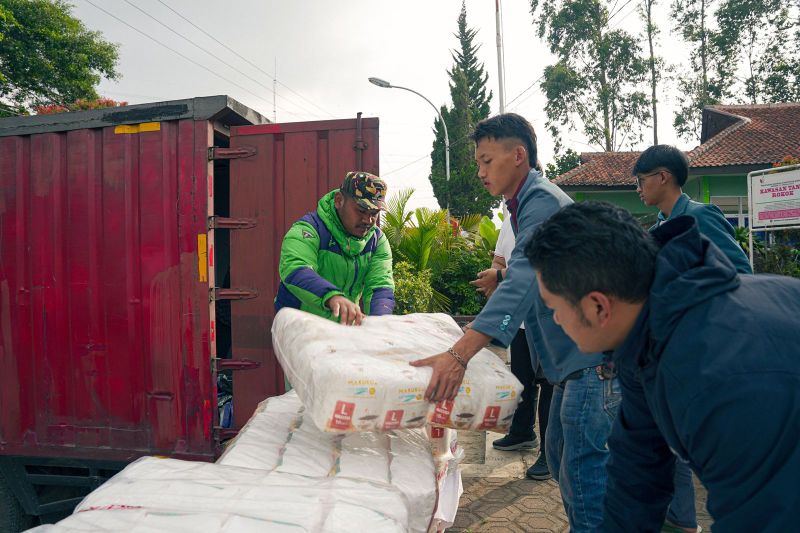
[{"xmin": 275, "ymin": 190, "xmax": 395, "ymax": 319}]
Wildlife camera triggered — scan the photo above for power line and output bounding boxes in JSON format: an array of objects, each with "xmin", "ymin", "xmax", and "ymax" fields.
[
  {"xmin": 82, "ymin": 0, "xmax": 302, "ymax": 117},
  {"xmin": 156, "ymin": 0, "xmax": 335, "ymax": 118},
  {"xmin": 608, "ymin": 0, "xmax": 637, "ymax": 23},
  {"xmin": 119, "ymin": 0, "xmax": 320, "ymax": 119},
  {"xmin": 381, "ymin": 153, "xmax": 431, "ymax": 177},
  {"xmin": 610, "ymin": 4, "xmax": 641, "ymax": 29},
  {"xmin": 505, "ymin": 73, "xmax": 546, "ymax": 109}
]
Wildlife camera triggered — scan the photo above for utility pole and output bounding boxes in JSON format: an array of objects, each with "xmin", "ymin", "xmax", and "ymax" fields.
[
  {"xmin": 496, "ymin": 0, "xmax": 509, "ymax": 218},
  {"xmin": 495, "ymin": 0, "xmax": 505, "ymax": 114}
]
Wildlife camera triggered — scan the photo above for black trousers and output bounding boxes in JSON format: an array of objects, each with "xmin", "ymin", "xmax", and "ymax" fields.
[{"xmin": 508, "ymin": 328, "xmax": 553, "ymax": 453}]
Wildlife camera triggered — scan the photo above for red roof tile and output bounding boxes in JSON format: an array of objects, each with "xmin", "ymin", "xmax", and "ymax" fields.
[
  {"xmin": 553, "ymin": 151, "xmax": 641, "ymax": 187},
  {"xmin": 688, "ymin": 103, "xmax": 800, "ymax": 167},
  {"xmin": 553, "ymin": 102, "xmax": 800, "ymax": 187}
]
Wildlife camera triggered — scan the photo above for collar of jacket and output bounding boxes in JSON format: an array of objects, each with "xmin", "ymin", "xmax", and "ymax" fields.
[
  {"xmin": 647, "ymin": 215, "xmax": 740, "ymax": 355},
  {"xmin": 614, "ymin": 216, "xmax": 740, "ymax": 369},
  {"xmin": 506, "ymin": 169, "xmax": 543, "ymax": 230},
  {"xmin": 656, "ymin": 192, "xmax": 690, "ymax": 224},
  {"xmin": 317, "ymin": 189, "xmax": 377, "ymax": 257}
]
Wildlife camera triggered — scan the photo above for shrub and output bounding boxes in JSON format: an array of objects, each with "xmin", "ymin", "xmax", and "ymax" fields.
[
  {"xmin": 432, "ymin": 243, "xmax": 493, "ymax": 315},
  {"xmin": 393, "ymin": 261, "xmax": 434, "ymax": 314}
]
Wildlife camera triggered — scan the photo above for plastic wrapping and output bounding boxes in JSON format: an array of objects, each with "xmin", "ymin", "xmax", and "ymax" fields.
[
  {"xmin": 218, "ymin": 391, "xmax": 439, "ymax": 532},
  {"xmin": 29, "ymin": 458, "xmax": 407, "ymax": 532},
  {"xmin": 29, "ymin": 391, "xmax": 462, "ymax": 532},
  {"xmin": 272, "ymin": 309, "xmax": 523, "ymax": 433}
]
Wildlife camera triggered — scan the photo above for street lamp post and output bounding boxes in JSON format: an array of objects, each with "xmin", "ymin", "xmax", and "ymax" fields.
[{"xmin": 368, "ymin": 77, "xmax": 450, "ymax": 219}]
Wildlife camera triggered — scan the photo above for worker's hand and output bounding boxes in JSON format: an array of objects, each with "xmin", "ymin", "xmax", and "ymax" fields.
[
  {"xmin": 326, "ymin": 295, "xmax": 364, "ymax": 326},
  {"xmin": 461, "ymin": 321, "xmax": 473, "ymax": 333},
  {"xmin": 470, "ymin": 268, "xmax": 499, "ymax": 298},
  {"xmin": 409, "ymin": 352, "xmax": 466, "ymax": 402}
]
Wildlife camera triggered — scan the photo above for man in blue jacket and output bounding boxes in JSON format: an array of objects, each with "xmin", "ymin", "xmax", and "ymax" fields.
[
  {"xmin": 634, "ymin": 145, "xmax": 752, "ymax": 533},
  {"xmin": 635, "ymin": 144, "xmax": 752, "ymax": 274},
  {"xmin": 525, "ymin": 201, "xmax": 800, "ymax": 532},
  {"xmin": 412, "ymin": 113, "xmax": 620, "ymax": 531}
]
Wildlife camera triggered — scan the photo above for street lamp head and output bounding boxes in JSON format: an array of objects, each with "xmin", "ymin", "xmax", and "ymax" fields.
[{"xmin": 368, "ymin": 77, "xmax": 392, "ymax": 88}]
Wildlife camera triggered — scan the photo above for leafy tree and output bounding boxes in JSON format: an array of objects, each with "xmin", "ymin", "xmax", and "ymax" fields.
[
  {"xmin": 714, "ymin": 0, "xmax": 799, "ymax": 104},
  {"xmin": 35, "ymin": 97, "xmax": 127, "ymax": 115},
  {"xmin": 640, "ymin": 0, "xmax": 664, "ymax": 144},
  {"xmin": 429, "ymin": 2, "xmax": 498, "ymax": 217},
  {"xmin": 671, "ymin": 0, "xmax": 732, "ymax": 142},
  {"xmin": 545, "ymin": 148, "xmax": 581, "ymax": 180},
  {"xmin": 529, "ymin": 0, "xmax": 650, "ymax": 152},
  {"xmin": 0, "ymin": 0, "xmax": 119, "ymax": 117}
]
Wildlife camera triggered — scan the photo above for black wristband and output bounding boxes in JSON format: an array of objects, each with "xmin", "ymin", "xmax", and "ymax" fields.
[{"xmin": 496, "ymin": 268, "xmax": 503, "ymax": 283}]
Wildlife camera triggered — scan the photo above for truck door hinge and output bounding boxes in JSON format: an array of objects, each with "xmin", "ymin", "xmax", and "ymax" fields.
[
  {"xmin": 209, "ymin": 287, "xmax": 258, "ymax": 301},
  {"xmin": 207, "ymin": 216, "xmax": 257, "ymax": 230},
  {"xmin": 208, "ymin": 146, "xmax": 256, "ymax": 160}
]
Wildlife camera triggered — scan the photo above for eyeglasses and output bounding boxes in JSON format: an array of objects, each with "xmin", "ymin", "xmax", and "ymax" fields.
[{"xmin": 635, "ymin": 170, "xmax": 663, "ymax": 188}]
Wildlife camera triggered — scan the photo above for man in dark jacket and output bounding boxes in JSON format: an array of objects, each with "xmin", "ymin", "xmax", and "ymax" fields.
[
  {"xmin": 634, "ymin": 144, "xmax": 753, "ymax": 532},
  {"xmin": 525, "ymin": 201, "xmax": 800, "ymax": 532}
]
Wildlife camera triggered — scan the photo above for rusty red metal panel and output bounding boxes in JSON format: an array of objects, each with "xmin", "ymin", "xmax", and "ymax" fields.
[
  {"xmin": 228, "ymin": 116, "xmax": 379, "ymax": 426},
  {"xmin": 0, "ymin": 117, "xmax": 214, "ymax": 461}
]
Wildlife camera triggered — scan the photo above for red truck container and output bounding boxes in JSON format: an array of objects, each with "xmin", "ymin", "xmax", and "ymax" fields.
[{"xmin": 0, "ymin": 95, "xmax": 379, "ymax": 528}]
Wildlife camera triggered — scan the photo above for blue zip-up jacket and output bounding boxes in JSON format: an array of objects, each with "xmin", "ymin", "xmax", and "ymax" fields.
[
  {"xmin": 652, "ymin": 193, "xmax": 752, "ymax": 274},
  {"xmin": 471, "ymin": 169, "xmax": 605, "ymax": 383},
  {"xmin": 604, "ymin": 216, "xmax": 800, "ymax": 532}
]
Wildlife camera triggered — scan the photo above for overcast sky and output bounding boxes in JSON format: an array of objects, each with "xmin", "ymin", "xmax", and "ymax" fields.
[{"xmin": 71, "ymin": 0, "xmax": 689, "ymax": 212}]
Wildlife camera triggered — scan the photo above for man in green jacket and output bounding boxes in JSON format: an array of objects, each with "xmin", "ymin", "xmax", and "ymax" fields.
[{"xmin": 275, "ymin": 171, "xmax": 395, "ymax": 325}]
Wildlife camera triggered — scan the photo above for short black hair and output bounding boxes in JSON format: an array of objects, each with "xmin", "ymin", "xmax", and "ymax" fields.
[
  {"xmin": 525, "ymin": 202, "xmax": 658, "ymax": 305},
  {"xmin": 632, "ymin": 145, "xmax": 689, "ymax": 187},
  {"xmin": 470, "ymin": 113, "xmax": 538, "ymax": 168}
]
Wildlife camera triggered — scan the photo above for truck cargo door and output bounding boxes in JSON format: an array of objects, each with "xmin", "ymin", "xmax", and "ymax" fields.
[{"xmin": 216, "ymin": 115, "xmax": 379, "ymax": 430}]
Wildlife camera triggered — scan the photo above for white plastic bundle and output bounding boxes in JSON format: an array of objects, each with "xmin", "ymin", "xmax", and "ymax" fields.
[
  {"xmin": 30, "ymin": 392, "xmax": 461, "ymax": 533},
  {"xmin": 272, "ymin": 309, "xmax": 523, "ymax": 433},
  {"xmin": 29, "ymin": 458, "xmax": 407, "ymax": 533},
  {"xmin": 218, "ymin": 391, "xmax": 440, "ymax": 533}
]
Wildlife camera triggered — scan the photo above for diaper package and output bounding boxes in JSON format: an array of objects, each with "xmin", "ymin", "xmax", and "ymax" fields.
[
  {"xmin": 31, "ymin": 391, "xmax": 460, "ymax": 533},
  {"xmin": 272, "ymin": 309, "xmax": 523, "ymax": 433}
]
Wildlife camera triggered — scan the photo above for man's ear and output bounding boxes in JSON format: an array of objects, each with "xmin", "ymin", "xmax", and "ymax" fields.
[
  {"xmin": 584, "ymin": 291, "xmax": 613, "ymax": 327},
  {"xmin": 514, "ymin": 145, "xmax": 526, "ymax": 166},
  {"xmin": 334, "ymin": 191, "xmax": 344, "ymax": 209}
]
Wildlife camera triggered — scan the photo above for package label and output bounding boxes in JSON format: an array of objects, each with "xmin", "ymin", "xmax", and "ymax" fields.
[
  {"xmin": 331, "ymin": 401, "xmax": 355, "ymax": 430},
  {"xmin": 382, "ymin": 410, "xmax": 404, "ymax": 430},
  {"xmin": 479, "ymin": 405, "xmax": 500, "ymax": 430},
  {"xmin": 431, "ymin": 400, "xmax": 454, "ymax": 425}
]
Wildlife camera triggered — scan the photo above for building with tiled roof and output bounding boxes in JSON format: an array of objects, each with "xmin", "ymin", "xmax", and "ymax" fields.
[{"xmin": 553, "ymin": 102, "xmax": 800, "ymax": 224}]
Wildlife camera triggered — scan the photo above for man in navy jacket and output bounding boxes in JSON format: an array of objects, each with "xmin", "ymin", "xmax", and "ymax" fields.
[
  {"xmin": 634, "ymin": 144, "xmax": 752, "ymax": 532},
  {"xmin": 412, "ymin": 114, "xmax": 620, "ymax": 531},
  {"xmin": 525, "ymin": 201, "xmax": 800, "ymax": 532}
]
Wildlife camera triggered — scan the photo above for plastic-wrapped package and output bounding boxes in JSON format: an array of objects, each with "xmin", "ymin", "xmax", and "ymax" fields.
[
  {"xmin": 28, "ymin": 457, "xmax": 409, "ymax": 533},
  {"xmin": 28, "ymin": 508, "xmax": 310, "ymax": 532},
  {"xmin": 219, "ymin": 391, "xmax": 439, "ymax": 532},
  {"xmin": 216, "ymin": 392, "xmax": 302, "ymax": 471},
  {"xmin": 32, "ymin": 392, "xmax": 459, "ymax": 533},
  {"xmin": 272, "ymin": 309, "xmax": 523, "ymax": 433}
]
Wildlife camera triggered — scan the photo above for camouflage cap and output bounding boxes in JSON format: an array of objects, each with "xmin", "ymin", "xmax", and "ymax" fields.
[{"xmin": 340, "ymin": 171, "xmax": 387, "ymax": 210}]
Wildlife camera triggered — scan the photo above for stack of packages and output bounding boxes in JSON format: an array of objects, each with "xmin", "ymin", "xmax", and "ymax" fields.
[{"xmin": 30, "ymin": 310, "xmax": 522, "ymax": 533}]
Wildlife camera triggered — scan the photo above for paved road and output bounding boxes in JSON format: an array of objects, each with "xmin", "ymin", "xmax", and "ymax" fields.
[{"xmin": 448, "ymin": 430, "xmax": 712, "ymax": 532}]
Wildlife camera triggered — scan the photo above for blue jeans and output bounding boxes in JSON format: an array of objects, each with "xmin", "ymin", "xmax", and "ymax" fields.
[
  {"xmin": 546, "ymin": 368, "xmax": 621, "ymax": 533},
  {"xmin": 667, "ymin": 459, "xmax": 697, "ymax": 528}
]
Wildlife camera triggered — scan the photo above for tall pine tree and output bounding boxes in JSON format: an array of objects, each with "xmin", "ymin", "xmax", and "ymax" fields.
[{"xmin": 429, "ymin": 1, "xmax": 497, "ymax": 218}]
